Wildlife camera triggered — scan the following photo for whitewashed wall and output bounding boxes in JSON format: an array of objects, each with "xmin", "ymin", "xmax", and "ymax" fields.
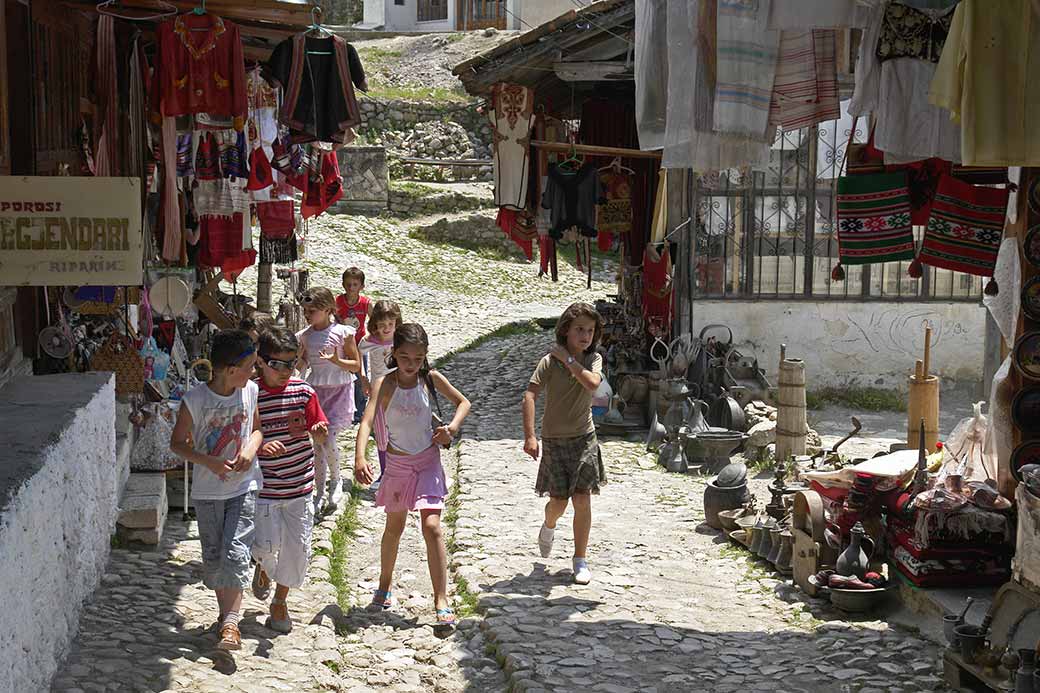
[
  {"xmin": 0, "ymin": 373, "xmax": 120, "ymax": 693},
  {"xmin": 685, "ymin": 300, "xmax": 986, "ymax": 389}
]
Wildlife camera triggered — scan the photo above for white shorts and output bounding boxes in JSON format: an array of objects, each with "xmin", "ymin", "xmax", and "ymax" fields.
[{"xmin": 251, "ymin": 494, "xmax": 314, "ymax": 589}]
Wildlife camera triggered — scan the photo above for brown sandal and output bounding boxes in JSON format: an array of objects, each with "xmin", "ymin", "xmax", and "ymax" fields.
[
  {"xmin": 267, "ymin": 598, "xmax": 292, "ymax": 634},
  {"xmin": 217, "ymin": 622, "xmax": 242, "ymax": 650}
]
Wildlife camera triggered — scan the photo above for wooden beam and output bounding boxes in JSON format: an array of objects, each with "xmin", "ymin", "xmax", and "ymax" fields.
[
  {"xmin": 553, "ymin": 60, "xmax": 632, "ymax": 82},
  {"xmin": 531, "ymin": 140, "xmax": 661, "ymax": 160}
]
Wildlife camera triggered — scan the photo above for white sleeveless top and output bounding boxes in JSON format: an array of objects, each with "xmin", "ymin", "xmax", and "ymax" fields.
[
  {"xmin": 384, "ymin": 381, "xmax": 433, "ymax": 455},
  {"xmin": 297, "ymin": 323, "xmax": 356, "ymax": 387}
]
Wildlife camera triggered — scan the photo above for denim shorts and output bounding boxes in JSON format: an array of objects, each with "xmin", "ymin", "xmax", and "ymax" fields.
[{"xmin": 195, "ymin": 491, "xmax": 257, "ymax": 591}]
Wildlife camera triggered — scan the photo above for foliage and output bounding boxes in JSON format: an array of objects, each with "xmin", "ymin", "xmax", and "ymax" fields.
[{"xmin": 806, "ymin": 386, "xmax": 907, "ymax": 412}]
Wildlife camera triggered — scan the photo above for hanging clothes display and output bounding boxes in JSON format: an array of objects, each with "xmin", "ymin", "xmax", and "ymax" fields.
[
  {"xmin": 95, "ymin": 15, "xmax": 118, "ymax": 176},
  {"xmin": 634, "ymin": 0, "xmax": 669, "ymax": 150},
  {"xmin": 596, "ymin": 170, "xmax": 634, "ymax": 252},
  {"xmin": 929, "ymin": 0, "xmax": 1040, "ymax": 166},
  {"xmin": 849, "ymin": 0, "xmax": 961, "ymax": 163},
  {"xmin": 263, "ymin": 34, "xmax": 367, "ymax": 145},
  {"xmin": 541, "ymin": 164, "xmax": 604, "ymax": 241},
  {"xmin": 768, "ymin": 29, "xmax": 840, "ymax": 131},
  {"xmin": 662, "ymin": 0, "xmax": 772, "ymax": 171},
  {"xmin": 713, "ymin": 0, "xmax": 780, "ymax": 139},
  {"xmin": 495, "ymin": 208, "xmax": 535, "ymax": 261},
  {"xmin": 292, "ymin": 146, "xmax": 344, "ymax": 219},
  {"xmin": 489, "ymin": 83, "xmax": 535, "ymax": 210},
  {"xmin": 767, "ymin": 0, "xmax": 857, "ymax": 29},
  {"xmin": 150, "ymin": 14, "xmax": 248, "ymax": 128},
  {"xmin": 643, "ymin": 243, "xmax": 674, "ymax": 337}
]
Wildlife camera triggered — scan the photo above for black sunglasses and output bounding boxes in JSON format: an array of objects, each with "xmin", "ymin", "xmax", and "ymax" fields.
[{"xmin": 261, "ymin": 356, "xmax": 299, "ymax": 372}]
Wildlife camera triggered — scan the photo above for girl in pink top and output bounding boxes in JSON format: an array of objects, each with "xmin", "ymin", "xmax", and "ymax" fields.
[{"xmin": 354, "ymin": 323, "xmax": 470, "ymax": 627}]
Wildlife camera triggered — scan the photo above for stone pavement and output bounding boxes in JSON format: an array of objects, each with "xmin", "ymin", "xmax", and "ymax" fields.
[{"xmin": 436, "ymin": 328, "xmax": 949, "ymax": 693}]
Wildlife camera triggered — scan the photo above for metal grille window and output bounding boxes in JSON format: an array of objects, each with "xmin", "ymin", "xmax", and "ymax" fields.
[
  {"xmin": 417, "ymin": 0, "xmax": 447, "ymax": 21},
  {"xmin": 689, "ymin": 119, "xmax": 985, "ymax": 302}
]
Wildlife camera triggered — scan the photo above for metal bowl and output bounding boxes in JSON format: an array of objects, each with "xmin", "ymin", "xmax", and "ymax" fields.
[{"xmin": 829, "ymin": 586, "xmax": 894, "ymax": 613}]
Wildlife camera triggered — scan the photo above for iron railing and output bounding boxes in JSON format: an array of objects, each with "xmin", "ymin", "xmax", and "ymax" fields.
[{"xmin": 688, "ymin": 119, "xmax": 984, "ymax": 302}]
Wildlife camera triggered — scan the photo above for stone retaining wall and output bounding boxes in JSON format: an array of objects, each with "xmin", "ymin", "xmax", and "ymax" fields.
[
  {"xmin": 388, "ymin": 184, "xmax": 494, "ymax": 217},
  {"xmin": 0, "ymin": 373, "xmax": 121, "ymax": 692},
  {"xmin": 410, "ymin": 214, "xmax": 526, "ymax": 257},
  {"xmin": 336, "ymin": 146, "xmax": 389, "ymax": 213},
  {"xmin": 358, "ymin": 97, "xmax": 492, "ymax": 152}
]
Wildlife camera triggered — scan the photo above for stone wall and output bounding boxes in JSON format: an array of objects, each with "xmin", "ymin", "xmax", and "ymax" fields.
[
  {"xmin": 0, "ymin": 373, "xmax": 121, "ymax": 692},
  {"xmin": 683, "ymin": 300, "xmax": 986, "ymax": 389},
  {"xmin": 336, "ymin": 146, "xmax": 389, "ymax": 213},
  {"xmin": 358, "ymin": 97, "xmax": 492, "ymax": 153},
  {"xmin": 410, "ymin": 213, "xmax": 526, "ymax": 257},
  {"xmin": 388, "ymin": 183, "xmax": 495, "ymax": 217}
]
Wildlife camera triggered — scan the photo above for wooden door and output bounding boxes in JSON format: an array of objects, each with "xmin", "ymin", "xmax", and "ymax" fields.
[{"xmin": 460, "ymin": 0, "xmax": 506, "ymax": 29}]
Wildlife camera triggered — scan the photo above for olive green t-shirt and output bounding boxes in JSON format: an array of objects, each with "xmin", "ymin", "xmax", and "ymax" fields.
[{"xmin": 529, "ymin": 352, "xmax": 603, "ymax": 439}]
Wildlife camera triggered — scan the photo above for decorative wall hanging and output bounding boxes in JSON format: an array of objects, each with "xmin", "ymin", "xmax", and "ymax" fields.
[{"xmin": 832, "ymin": 171, "xmax": 915, "ymax": 280}]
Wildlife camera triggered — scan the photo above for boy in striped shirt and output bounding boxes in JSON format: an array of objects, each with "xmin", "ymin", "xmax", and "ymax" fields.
[{"xmin": 251, "ymin": 326, "xmax": 328, "ymax": 634}]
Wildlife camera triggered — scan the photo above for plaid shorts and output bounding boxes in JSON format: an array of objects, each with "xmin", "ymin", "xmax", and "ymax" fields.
[{"xmin": 535, "ymin": 431, "xmax": 606, "ymax": 498}]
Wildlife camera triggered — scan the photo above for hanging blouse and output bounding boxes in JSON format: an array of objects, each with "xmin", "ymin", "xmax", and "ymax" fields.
[
  {"xmin": 930, "ymin": 0, "xmax": 1040, "ymax": 166},
  {"xmin": 263, "ymin": 35, "xmax": 366, "ymax": 145},
  {"xmin": 150, "ymin": 14, "xmax": 248, "ymax": 129},
  {"xmin": 875, "ymin": 2, "xmax": 953, "ymax": 62},
  {"xmin": 541, "ymin": 164, "xmax": 604, "ymax": 240},
  {"xmin": 489, "ymin": 83, "xmax": 535, "ymax": 210},
  {"xmin": 643, "ymin": 243, "xmax": 673, "ymax": 336},
  {"xmin": 848, "ymin": 0, "xmax": 961, "ymax": 163}
]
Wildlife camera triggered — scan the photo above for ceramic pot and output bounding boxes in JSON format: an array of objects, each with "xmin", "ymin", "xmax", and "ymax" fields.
[
  {"xmin": 1017, "ymin": 649, "xmax": 1036, "ymax": 693},
  {"xmin": 955, "ymin": 624, "xmax": 987, "ymax": 664},
  {"xmin": 835, "ymin": 522, "xmax": 871, "ymax": 579},
  {"xmin": 775, "ymin": 530, "xmax": 793, "ymax": 574},
  {"xmin": 703, "ymin": 481, "xmax": 750, "ymax": 530},
  {"xmin": 767, "ymin": 527, "xmax": 783, "ymax": 565},
  {"xmin": 756, "ymin": 522, "xmax": 776, "ymax": 559}
]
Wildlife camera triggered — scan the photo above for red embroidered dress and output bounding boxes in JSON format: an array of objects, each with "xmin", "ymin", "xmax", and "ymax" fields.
[
  {"xmin": 150, "ymin": 14, "xmax": 248, "ymax": 129},
  {"xmin": 643, "ymin": 243, "xmax": 674, "ymax": 337}
]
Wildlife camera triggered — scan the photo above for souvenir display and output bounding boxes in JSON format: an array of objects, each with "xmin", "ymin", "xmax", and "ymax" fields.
[
  {"xmin": 1012, "ymin": 387, "xmax": 1040, "ymax": 434},
  {"xmin": 1013, "ymin": 332, "xmax": 1040, "ymax": 380},
  {"xmin": 1022, "ymin": 276, "xmax": 1040, "ymax": 322}
]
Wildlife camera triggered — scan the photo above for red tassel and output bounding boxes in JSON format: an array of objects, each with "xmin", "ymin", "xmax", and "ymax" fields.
[
  {"xmin": 831, "ymin": 263, "xmax": 845, "ymax": 282},
  {"xmin": 985, "ymin": 277, "xmax": 999, "ymax": 296},
  {"xmin": 907, "ymin": 258, "xmax": 923, "ymax": 279}
]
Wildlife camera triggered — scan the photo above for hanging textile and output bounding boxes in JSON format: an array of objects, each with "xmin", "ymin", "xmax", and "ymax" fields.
[
  {"xmin": 768, "ymin": 29, "xmax": 839, "ymax": 131},
  {"xmin": 714, "ymin": 0, "xmax": 780, "ymax": 139},
  {"xmin": 195, "ymin": 179, "xmax": 254, "ymax": 274},
  {"xmin": 290, "ymin": 147, "xmax": 344, "ymax": 218},
  {"xmin": 930, "ymin": 0, "xmax": 1040, "ymax": 166},
  {"xmin": 634, "ymin": 0, "xmax": 669, "ymax": 150},
  {"xmin": 650, "ymin": 170, "xmax": 668, "ymax": 244},
  {"xmin": 597, "ymin": 170, "xmax": 633, "ymax": 252},
  {"xmin": 95, "ymin": 16, "xmax": 118, "ymax": 176},
  {"xmin": 817, "ymin": 100, "xmax": 868, "ymax": 180},
  {"xmin": 767, "ymin": 0, "xmax": 856, "ymax": 29},
  {"xmin": 662, "ymin": 0, "xmax": 772, "ymax": 171},
  {"xmin": 849, "ymin": 1, "xmax": 961, "ymax": 163},
  {"xmin": 263, "ymin": 34, "xmax": 366, "ymax": 145},
  {"xmin": 834, "ymin": 171, "xmax": 916, "ymax": 274},
  {"xmin": 488, "ymin": 83, "xmax": 535, "ymax": 210},
  {"xmin": 541, "ymin": 164, "xmax": 604, "ymax": 240},
  {"xmin": 643, "ymin": 243, "xmax": 673, "ymax": 337},
  {"xmin": 913, "ymin": 175, "xmax": 1010, "ymax": 289},
  {"xmin": 495, "ymin": 208, "xmax": 535, "ymax": 260},
  {"xmin": 150, "ymin": 14, "xmax": 248, "ymax": 129}
]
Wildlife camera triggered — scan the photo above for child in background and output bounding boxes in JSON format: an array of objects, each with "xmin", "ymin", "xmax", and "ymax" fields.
[
  {"xmin": 170, "ymin": 329, "xmax": 264, "ymax": 651},
  {"xmin": 297, "ymin": 287, "xmax": 361, "ymax": 514},
  {"xmin": 354, "ymin": 323, "xmax": 470, "ymax": 627},
  {"xmin": 358, "ymin": 300, "xmax": 402, "ymax": 481},
  {"xmin": 239, "ymin": 312, "xmax": 275, "ymax": 346},
  {"xmin": 251, "ymin": 326, "xmax": 329, "ymax": 634},
  {"xmin": 336, "ymin": 267, "xmax": 371, "ymax": 425},
  {"xmin": 521, "ymin": 303, "xmax": 607, "ymax": 585}
]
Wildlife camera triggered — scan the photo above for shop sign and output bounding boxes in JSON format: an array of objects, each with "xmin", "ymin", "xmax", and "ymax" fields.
[{"xmin": 0, "ymin": 176, "xmax": 143, "ymax": 286}]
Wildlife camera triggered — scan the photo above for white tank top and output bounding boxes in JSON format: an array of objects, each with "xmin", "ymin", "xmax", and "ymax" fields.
[{"xmin": 384, "ymin": 381, "xmax": 433, "ymax": 455}]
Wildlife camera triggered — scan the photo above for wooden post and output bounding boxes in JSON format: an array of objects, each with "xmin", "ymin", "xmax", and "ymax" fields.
[
  {"xmin": 777, "ymin": 358, "xmax": 808, "ymax": 460},
  {"xmin": 256, "ymin": 263, "xmax": 273, "ymax": 314}
]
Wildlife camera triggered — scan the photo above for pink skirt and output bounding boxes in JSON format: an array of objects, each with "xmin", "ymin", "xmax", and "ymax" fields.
[
  {"xmin": 375, "ymin": 445, "xmax": 447, "ymax": 514},
  {"xmin": 313, "ymin": 383, "xmax": 355, "ymax": 430}
]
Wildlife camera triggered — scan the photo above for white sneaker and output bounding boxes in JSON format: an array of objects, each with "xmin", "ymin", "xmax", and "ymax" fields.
[
  {"xmin": 573, "ymin": 557, "xmax": 592, "ymax": 585},
  {"xmin": 538, "ymin": 524, "xmax": 555, "ymax": 558},
  {"xmin": 327, "ymin": 478, "xmax": 343, "ymax": 510}
]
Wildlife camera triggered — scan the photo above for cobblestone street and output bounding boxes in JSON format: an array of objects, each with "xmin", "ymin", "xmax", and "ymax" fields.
[{"xmin": 50, "ymin": 213, "xmax": 947, "ymax": 693}]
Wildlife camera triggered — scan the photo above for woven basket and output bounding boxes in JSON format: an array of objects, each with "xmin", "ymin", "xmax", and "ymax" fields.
[{"xmin": 90, "ymin": 333, "xmax": 144, "ymax": 396}]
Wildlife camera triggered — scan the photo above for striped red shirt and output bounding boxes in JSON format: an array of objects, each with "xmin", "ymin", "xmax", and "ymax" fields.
[{"xmin": 255, "ymin": 378, "xmax": 327, "ymax": 501}]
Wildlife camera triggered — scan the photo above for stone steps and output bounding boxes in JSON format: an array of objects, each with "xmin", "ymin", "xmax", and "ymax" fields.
[{"xmin": 116, "ymin": 472, "xmax": 168, "ymax": 545}]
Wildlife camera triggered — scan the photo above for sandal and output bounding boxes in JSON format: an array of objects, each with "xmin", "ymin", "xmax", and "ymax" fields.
[
  {"xmin": 251, "ymin": 563, "xmax": 271, "ymax": 601},
  {"xmin": 435, "ymin": 607, "xmax": 457, "ymax": 627},
  {"xmin": 368, "ymin": 589, "xmax": 393, "ymax": 611},
  {"xmin": 266, "ymin": 598, "xmax": 292, "ymax": 634}
]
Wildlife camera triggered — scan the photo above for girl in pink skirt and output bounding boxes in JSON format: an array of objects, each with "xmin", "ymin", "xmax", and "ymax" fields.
[
  {"xmin": 297, "ymin": 287, "xmax": 362, "ymax": 514},
  {"xmin": 354, "ymin": 323, "xmax": 470, "ymax": 627}
]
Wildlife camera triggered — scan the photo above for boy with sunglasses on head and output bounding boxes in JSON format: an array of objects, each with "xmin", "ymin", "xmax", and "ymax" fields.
[
  {"xmin": 250, "ymin": 326, "xmax": 328, "ymax": 634},
  {"xmin": 170, "ymin": 329, "xmax": 264, "ymax": 652}
]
